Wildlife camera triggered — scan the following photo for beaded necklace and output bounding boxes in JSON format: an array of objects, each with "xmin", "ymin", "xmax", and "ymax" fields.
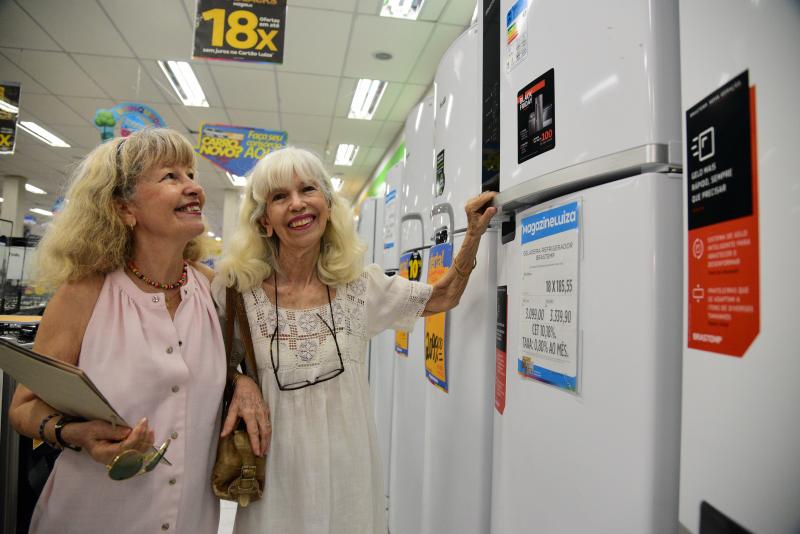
[{"xmin": 127, "ymin": 260, "xmax": 188, "ymax": 290}]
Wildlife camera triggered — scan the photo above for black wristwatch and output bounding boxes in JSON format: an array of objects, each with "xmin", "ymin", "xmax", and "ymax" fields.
[{"xmin": 54, "ymin": 415, "xmax": 83, "ymax": 452}]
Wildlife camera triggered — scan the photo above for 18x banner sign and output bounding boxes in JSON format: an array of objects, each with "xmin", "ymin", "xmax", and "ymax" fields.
[{"xmin": 194, "ymin": 0, "xmax": 286, "ymax": 64}]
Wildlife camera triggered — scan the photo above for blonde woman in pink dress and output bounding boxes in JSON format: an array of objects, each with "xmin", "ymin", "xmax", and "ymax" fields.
[
  {"xmin": 9, "ymin": 128, "xmax": 269, "ymax": 534},
  {"xmin": 214, "ymin": 147, "xmax": 496, "ymax": 534}
]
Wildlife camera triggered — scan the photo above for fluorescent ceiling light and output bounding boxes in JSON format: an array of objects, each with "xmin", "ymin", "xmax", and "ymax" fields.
[
  {"xmin": 158, "ymin": 60, "xmax": 209, "ymax": 107},
  {"xmin": 348, "ymin": 79, "xmax": 388, "ymax": 120},
  {"xmin": 380, "ymin": 0, "xmax": 426, "ymax": 20},
  {"xmin": 18, "ymin": 121, "xmax": 70, "ymax": 147},
  {"xmin": 330, "ymin": 177, "xmax": 343, "ymax": 191},
  {"xmin": 207, "ymin": 231, "xmax": 215, "ymax": 237},
  {"xmin": 0, "ymin": 100, "xmax": 18, "ymax": 114},
  {"xmin": 226, "ymin": 172, "xmax": 247, "ymax": 187},
  {"xmin": 335, "ymin": 144, "xmax": 359, "ymax": 166},
  {"xmin": 215, "ymin": 236, "xmax": 222, "ymax": 242},
  {"xmin": 25, "ymin": 184, "xmax": 47, "ymax": 195},
  {"xmin": 0, "ymin": 197, "xmax": 4, "ymax": 202},
  {"xmin": 30, "ymin": 208, "xmax": 53, "ymax": 217}
]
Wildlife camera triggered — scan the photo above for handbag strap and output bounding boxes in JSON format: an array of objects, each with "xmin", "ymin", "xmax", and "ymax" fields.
[{"xmin": 224, "ymin": 287, "xmax": 261, "ymax": 389}]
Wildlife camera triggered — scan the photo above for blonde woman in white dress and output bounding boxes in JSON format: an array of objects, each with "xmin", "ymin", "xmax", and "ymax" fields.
[{"xmin": 214, "ymin": 147, "xmax": 496, "ymax": 534}]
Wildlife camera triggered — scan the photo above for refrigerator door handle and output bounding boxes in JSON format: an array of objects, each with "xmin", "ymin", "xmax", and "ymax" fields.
[
  {"xmin": 430, "ymin": 202, "xmax": 455, "ymax": 244},
  {"xmin": 400, "ymin": 213, "xmax": 425, "ymax": 253}
]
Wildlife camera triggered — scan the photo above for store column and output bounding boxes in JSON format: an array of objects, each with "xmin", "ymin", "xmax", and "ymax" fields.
[
  {"xmin": 222, "ymin": 189, "xmax": 241, "ymax": 253},
  {"xmin": 1, "ymin": 175, "xmax": 26, "ymax": 237}
]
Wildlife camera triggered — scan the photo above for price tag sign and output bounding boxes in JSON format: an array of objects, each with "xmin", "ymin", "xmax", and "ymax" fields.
[
  {"xmin": 194, "ymin": 0, "xmax": 286, "ymax": 64},
  {"xmin": 425, "ymin": 243, "xmax": 452, "ymax": 392},
  {"xmin": 518, "ymin": 201, "xmax": 580, "ymax": 393}
]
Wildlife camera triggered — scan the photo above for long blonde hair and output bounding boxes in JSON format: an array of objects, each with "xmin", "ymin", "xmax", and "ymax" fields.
[
  {"xmin": 36, "ymin": 128, "xmax": 213, "ymax": 288},
  {"xmin": 216, "ymin": 147, "xmax": 365, "ymax": 291}
]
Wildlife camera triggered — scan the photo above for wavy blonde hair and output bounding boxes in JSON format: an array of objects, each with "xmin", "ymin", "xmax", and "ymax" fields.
[
  {"xmin": 217, "ymin": 147, "xmax": 365, "ymax": 291},
  {"xmin": 36, "ymin": 128, "xmax": 213, "ymax": 288}
]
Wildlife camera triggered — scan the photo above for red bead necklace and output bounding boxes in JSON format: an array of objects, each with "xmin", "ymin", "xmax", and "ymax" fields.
[{"xmin": 127, "ymin": 260, "xmax": 189, "ymax": 290}]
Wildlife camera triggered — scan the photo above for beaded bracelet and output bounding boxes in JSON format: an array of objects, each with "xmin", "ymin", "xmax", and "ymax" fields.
[{"xmin": 38, "ymin": 412, "xmax": 61, "ymax": 445}]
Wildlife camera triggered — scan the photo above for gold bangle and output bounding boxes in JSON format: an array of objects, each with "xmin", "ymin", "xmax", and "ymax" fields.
[{"xmin": 452, "ymin": 257, "xmax": 477, "ymax": 277}]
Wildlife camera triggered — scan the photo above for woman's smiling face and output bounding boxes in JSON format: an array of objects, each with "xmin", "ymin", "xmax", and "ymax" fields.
[
  {"xmin": 260, "ymin": 173, "xmax": 330, "ymax": 252},
  {"xmin": 123, "ymin": 163, "xmax": 206, "ymax": 243}
]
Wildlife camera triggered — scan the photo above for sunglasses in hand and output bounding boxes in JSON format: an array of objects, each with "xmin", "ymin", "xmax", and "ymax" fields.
[{"xmin": 107, "ymin": 439, "xmax": 171, "ymax": 481}]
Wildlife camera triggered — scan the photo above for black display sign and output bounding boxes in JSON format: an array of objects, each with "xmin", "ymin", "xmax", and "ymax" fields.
[
  {"xmin": 481, "ymin": 0, "xmax": 501, "ymax": 192},
  {"xmin": 194, "ymin": 0, "xmax": 286, "ymax": 64},
  {"xmin": 435, "ymin": 149, "xmax": 445, "ymax": 197},
  {"xmin": 0, "ymin": 83, "xmax": 20, "ymax": 155},
  {"xmin": 517, "ymin": 68, "xmax": 555, "ymax": 163},
  {"xmin": 687, "ymin": 70, "xmax": 752, "ymax": 230}
]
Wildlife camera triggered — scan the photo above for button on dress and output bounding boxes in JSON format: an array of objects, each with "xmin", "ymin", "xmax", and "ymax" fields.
[
  {"xmin": 216, "ymin": 264, "xmax": 432, "ymax": 534},
  {"xmin": 29, "ymin": 267, "xmax": 226, "ymax": 534}
]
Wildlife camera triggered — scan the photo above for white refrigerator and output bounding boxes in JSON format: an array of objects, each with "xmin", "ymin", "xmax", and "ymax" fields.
[
  {"xmin": 388, "ymin": 95, "xmax": 435, "ymax": 534},
  {"xmin": 491, "ymin": 0, "xmax": 683, "ymax": 532},
  {"xmin": 419, "ymin": 24, "xmax": 498, "ymax": 534},
  {"xmin": 369, "ymin": 162, "xmax": 402, "ymax": 515},
  {"xmin": 678, "ymin": 1, "xmax": 800, "ymax": 532}
]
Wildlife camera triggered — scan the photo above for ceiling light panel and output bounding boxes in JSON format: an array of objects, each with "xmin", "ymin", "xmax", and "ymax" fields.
[
  {"xmin": 335, "ymin": 144, "xmax": 359, "ymax": 166},
  {"xmin": 226, "ymin": 172, "xmax": 248, "ymax": 187},
  {"xmin": 25, "ymin": 184, "xmax": 47, "ymax": 195},
  {"xmin": 348, "ymin": 79, "xmax": 388, "ymax": 120},
  {"xmin": 17, "ymin": 121, "xmax": 70, "ymax": 147},
  {"xmin": 158, "ymin": 60, "xmax": 209, "ymax": 107},
  {"xmin": 380, "ymin": 0, "xmax": 427, "ymax": 20}
]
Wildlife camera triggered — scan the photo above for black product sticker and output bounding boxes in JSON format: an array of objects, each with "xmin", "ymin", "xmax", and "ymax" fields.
[
  {"xmin": 0, "ymin": 83, "xmax": 20, "ymax": 155},
  {"xmin": 409, "ymin": 251, "xmax": 423, "ymax": 282},
  {"xmin": 435, "ymin": 149, "xmax": 445, "ymax": 197},
  {"xmin": 194, "ymin": 0, "xmax": 286, "ymax": 64},
  {"xmin": 687, "ymin": 70, "xmax": 752, "ymax": 230},
  {"xmin": 517, "ymin": 68, "xmax": 555, "ymax": 164},
  {"xmin": 496, "ymin": 285, "xmax": 508, "ymax": 351}
]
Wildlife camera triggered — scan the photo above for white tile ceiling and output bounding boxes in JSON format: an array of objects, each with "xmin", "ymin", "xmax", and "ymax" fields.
[{"xmin": 0, "ymin": 0, "xmax": 473, "ymax": 234}]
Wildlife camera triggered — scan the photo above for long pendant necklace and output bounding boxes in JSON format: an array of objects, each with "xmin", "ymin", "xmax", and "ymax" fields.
[{"xmin": 127, "ymin": 260, "xmax": 189, "ymax": 290}]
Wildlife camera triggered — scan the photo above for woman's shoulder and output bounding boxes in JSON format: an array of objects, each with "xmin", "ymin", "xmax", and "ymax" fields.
[{"xmin": 190, "ymin": 261, "xmax": 215, "ymax": 284}]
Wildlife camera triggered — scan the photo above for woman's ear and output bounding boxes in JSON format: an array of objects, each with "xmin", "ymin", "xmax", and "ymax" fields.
[
  {"xmin": 260, "ymin": 214, "xmax": 273, "ymax": 237},
  {"xmin": 116, "ymin": 200, "xmax": 136, "ymax": 229}
]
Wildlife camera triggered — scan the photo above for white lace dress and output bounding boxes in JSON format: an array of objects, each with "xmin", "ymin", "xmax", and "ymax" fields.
[{"xmin": 224, "ymin": 264, "xmax": 432, "ymax": 534}]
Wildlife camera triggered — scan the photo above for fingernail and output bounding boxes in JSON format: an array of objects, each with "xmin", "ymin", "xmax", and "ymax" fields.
[{"xmin": 139, "ymin": 417, "xmax": 148, "ymax": 426}]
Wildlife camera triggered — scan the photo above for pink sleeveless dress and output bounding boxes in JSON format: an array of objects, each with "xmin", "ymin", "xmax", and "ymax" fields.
[{"xmin": 29, "ymin": 267, "xmax": 226, "ymax": 534}]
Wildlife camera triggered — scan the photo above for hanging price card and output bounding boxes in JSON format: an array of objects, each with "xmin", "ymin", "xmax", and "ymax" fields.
[
  {"xmin": 518, "ymin": 201, "xmax": 580, "ymax": 393},
  {"xmin": 395, "ymin": 251, "xmax": 423, "ymax": 357},
  {"xmin": 425, "ymin": 243, "xmax": 452, "ymax": 392},
  {"xmin": 194, "ymin": 0, "xmax": 286, "ymax": 64}
]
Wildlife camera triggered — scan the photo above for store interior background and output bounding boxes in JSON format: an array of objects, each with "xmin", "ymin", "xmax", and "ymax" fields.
[
  {"xmin": 1, "ymin": 1, "xmax": 798, "ymax": 534},
  {"xmin": 0, "ymin": 0, "xmax": 475, "ymax": 243}
]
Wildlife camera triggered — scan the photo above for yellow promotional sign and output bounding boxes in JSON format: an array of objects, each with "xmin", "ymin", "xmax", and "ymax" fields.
[
  {"xmin": 425, "ymin": 243, "xmax": 453, "ymax": 392},
  {"xmin": 395, "ymin": 254, "xmax": 411, "ymax": 356}
]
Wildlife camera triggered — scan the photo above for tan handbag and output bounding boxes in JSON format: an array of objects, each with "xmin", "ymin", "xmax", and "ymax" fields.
[{"xmin": 211, "ymin": 288, "xmax": 267, "ymax": 507}]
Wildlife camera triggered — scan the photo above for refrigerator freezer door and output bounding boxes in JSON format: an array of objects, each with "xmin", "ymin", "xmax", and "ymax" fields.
[
  {"xmin": 432, "ymin": 25, "xmax": 481, "ymax": 237},
  {"xmin": 382, "ymin": 162, "xmax": 404, "ymax": 271},
  {"xmin": 499, "ymin": 0, "xmax": 681, "ymax": 193},
  {"xmin": 401, "ymin": 95, "xmax": 435, "ymax": 253},
  {"xmin": 678, "ymin": 2, "xmax": 800, "ymax": 532},
  {"xmin": 491, "ymin": 173, "xmax": 682, "ymax": 533}
]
